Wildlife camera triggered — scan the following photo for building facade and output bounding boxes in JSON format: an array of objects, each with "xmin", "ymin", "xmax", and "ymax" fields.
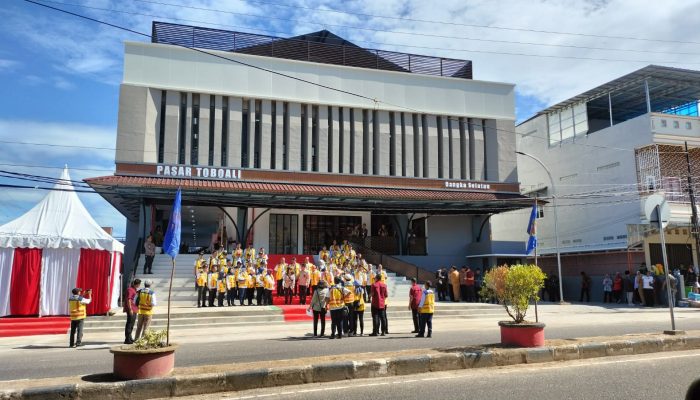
[
  {"xmin": 88, "ymin": 22, "xmax": 530, "ymax": 285},
  {"xmin": 501, "ymin": 65, "xmax": 700, "ymax": 300}
]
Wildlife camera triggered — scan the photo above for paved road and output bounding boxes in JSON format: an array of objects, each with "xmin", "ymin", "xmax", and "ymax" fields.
[
  {"xmin": 0, "ymin": 305, "xmax": 698, "ymax": 381},
  {"xmin": 173, "ymin": 350, "xmax": 700, "ymax": 400}
]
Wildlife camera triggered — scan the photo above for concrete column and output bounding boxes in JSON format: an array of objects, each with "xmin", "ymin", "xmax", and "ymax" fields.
[
  {"xmin": 212, "ymin": 95, "xmax": 222, "ymax": 167},
  {"xmin": 330, "ymin": 106, "xmax": 341, "ymax": 173},
  {"xmin": 363, "ymin": 110, "xmax": 372, "ymax": 175},
  {"xmin": 142, "ymin": 88, "xmax": 159, "ymax": 164},
  {"xmin": 493, "ymin": 119, "xmax": 517, "ymax": 182},
  {"xmin": 184, "ymin": 93, "xmax": 193, "ymax": 165},
  {"xmin": 246, "ymin": 99, "xmax": 255, "ymax": 168},
  {"xmin": 450, "ymin": 118, "xmax": 460, "ymax": 179},
  {"xmin": 227, "ymin": 97, "xmax": 242, "ymax": 168},
  {"xmin": 305, "ymin": 105, "xmax": 314, "ymax": 172},
  {"xmin": 427, "ymin": 115, "xmax": 439, "ymax": 178},
  {"xmin": 275, "ymin": 101, "xmax": 285, "ymax": 170},
  {"xmin": 164, "ymin": 90, "xmax": 180, "ymax": 164},
  {"xmin": 393, "ymin": 112, "xmax": 403, "ymax": 177},
  {"xmin": 288, "ymin": 102, "xmax": 302, "ymax": 171},
  {"xmin": 198, "ymin": 94, "xmax": 210, "ymax": 166},
  {"xmin": 318, "ymin": 106, "xmax": 329, "ymax": 172},
  {"xmin": 439, "ymin": 116, "xmax": 449, "ymax": 178},
  {"xmin": 404, "ymin": 113, "xmax": 414, "ymax": 177},
  {"xmin": 413, "ymin": 114, "xmax": 422, "ymax": 178},
  {"xmin": 261, "ymin": 100, "xmax": 273, "ymax": 169},
  {"xmin": 471, "ymin": 118, "xmax": 485, "ymax": 180},
  {"xmin": 340, "ymin": 107, "xmax": 350, "ymax": 174},
  {"xmin": 459, "ymin": 117, "xmax": 468, "ymax": 180},
  {"xmin": 378, "ymin": 110, "xmax": 390, "ymax": 176},
  {"xmin": 352, "ymin": 108, "xmax": 363, "ymax": 174}
]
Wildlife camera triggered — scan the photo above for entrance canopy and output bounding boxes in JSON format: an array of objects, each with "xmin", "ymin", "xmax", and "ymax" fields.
[{"xmin": 85, "ymin": 163, "xmax": 532, "ymax": 220}]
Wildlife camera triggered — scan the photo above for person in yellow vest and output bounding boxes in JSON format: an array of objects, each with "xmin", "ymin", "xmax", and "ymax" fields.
[
  {"xmin": 415, "ymin": 281, "xmax": 435, "ymax": 338},
  {"xmin": 375, "ymin": 264, "xmax": 387, "ymax": 283},
  {"xmin": 275, "ymin": 257, "xmax": 287, "ymax": 297},
  {"xmin": 245, "ymin": 246, "xmax": 256, "ymax": 261},
  {"xmin": 246, "ymin": 271, "xmax": 256, "ymax": 305},
  {"xmin": 217, "ymin": 272, "xmax": 227, "ymax": 307},
  {"xmin": 255, "ymin": 268, "xmax": 265, "ymax": 305},
  {"xmin": 327, "ymin": 276, "xmax": 351, "ymax": 339},
  {"xmin": 196, "ymin": 268, "xmax": 208, "ymax": 307},
  {"xmin": 257, "ymin": 247, "xmax": 268, "ymax": 268},
  {"xmin": 355, "ymin": 266, "xmax": 369, "ymax": 303},
  {"xmin": 68, "ymin": 287, "xmax": 91, "ymax": 347},
  {"xmin": 207, "ymin": 266, "xmax": 219, "ymax": 307},
  {"xmin": 353, "ymin": 281, "xmax": 366, "ymax": 336},
  {"xmin": 135, "ymin": 280, "xmax": 157, "ymax": 340},
  {"xmin": 290, "ymin": 257, "xmax": 301, "ymax": 296},
  {"xmin": 298, "ymin": 263, "xmax": 310, "ymax": 305},
  {"xmin": 194, "ymin": 252, "xmax": 205, "ymax": 283},
  {"xmin": 310, "ymin": 262, "xmax": 322, "ymax": 294},
  {"xmin": 319, "ymin": 246, "xmax": 330, "ymax": 263},
  {"xmin": 226, "ymin": 268, "xmax": 237, "ymax": 306},
  {"xmin": 263, "ymin": 269, "xmax": 275, "ymax": 305},
  {"xmin": 342, "ymin": 274, "xmax": 356, "ymax": 336},
  {"xmin": 237, "ymin": 263, "xmax": 248, "ymax": 306},
  {"xmin": 321, "ymin": 265, "xmax": 333, "ymax": 286},
  {"xmin": 342, "ymin": 240, "xmax": 351, "ymax": 254},
  {"xmin": 233, "ymin": 243, "xmax": 243, "ymax": 262}
]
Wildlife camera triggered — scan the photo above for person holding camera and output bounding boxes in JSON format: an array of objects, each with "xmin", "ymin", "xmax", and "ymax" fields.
[
  {"xmin": 134, "ymin": 280, "xmax": 157, "ymax": 340},
  {"xmin": 68, "ymin": 288, "xmax": 92, "ymax": 348}
]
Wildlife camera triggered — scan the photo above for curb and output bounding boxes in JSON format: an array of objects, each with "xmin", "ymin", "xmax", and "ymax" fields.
[{"xmin": 2, "ymin": 334, "xmax": 700, "ymax": 399}]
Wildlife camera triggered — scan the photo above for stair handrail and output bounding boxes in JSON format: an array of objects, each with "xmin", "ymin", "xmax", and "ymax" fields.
[{"xmin": 353, "ymin": 242, "xmax": 435, "ymax": 284}]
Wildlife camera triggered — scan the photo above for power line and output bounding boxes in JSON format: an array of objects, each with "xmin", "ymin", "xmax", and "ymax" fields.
[
  {"xmin": 0, "ymin": 162, "xmax": 114, "ymax": 172},
  {"xmin": 41, "ymin": 0, "xmax": 700, "ymax": 58},
  {"xmin": 140, "ymin": 0, "xmax": 700, "ymax": 47}
]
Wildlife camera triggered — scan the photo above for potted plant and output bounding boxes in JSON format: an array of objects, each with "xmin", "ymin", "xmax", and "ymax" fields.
[
  {"xmin": 481, "ymin": 264, "xmax": 547, "ymax": 347},
  {"xmin": 110, "ymin": 329, "xmax": 178, "ymax": 380}
]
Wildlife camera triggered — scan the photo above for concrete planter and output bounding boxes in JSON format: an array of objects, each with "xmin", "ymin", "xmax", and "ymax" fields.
[
  {"xmin": 498, "ymin": 321, "xmax": 545, "ymax": 347},
  {"xmin": 110, "ymin": 344, "xmax": 178, "ymax": 380}
]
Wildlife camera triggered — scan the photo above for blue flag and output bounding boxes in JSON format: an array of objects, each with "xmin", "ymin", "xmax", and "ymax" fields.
[
  {"xmin": 162, "ymin": 188, "xmax": 182, "ymax": 259},
  {"xmin": 525, "ymin": 204, "xmax": 537, "ymax": 255}
]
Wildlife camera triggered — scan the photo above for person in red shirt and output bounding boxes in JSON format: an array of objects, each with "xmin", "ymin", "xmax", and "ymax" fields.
[
  {"xmin": 124, "ymin": 278, "xmax": 141, "ymax": 344},
  {"xmin": 369, "ymin": 273, "xmax": 388, "ymax": 336},
  {"xmin": 408, "ymin": 278, "xmax": 422, "ymax": 334},
  {"xmin": 465, "ymin": 268, "xmax": 476, "ymax": 302}
]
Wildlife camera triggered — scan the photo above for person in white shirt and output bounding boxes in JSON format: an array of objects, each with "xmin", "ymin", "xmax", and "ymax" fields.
[
  {"xmin": 298, "ymin": 264, "xmax": 310, "ymax": 305},
  {"xmin": 642, "ymin": 271, "xmax": 655, "ymax": 307}
]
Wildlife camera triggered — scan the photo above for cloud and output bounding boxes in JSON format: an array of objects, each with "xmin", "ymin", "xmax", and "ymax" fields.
[{"xmin": 0, "ymin": 58, "xmax": 19, "ymax": 71}]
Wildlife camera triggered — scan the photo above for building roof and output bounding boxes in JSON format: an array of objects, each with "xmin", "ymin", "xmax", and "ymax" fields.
[
  {"xmin": 151, "ymin": 21, "xmax": 473, "ymax": 79},
  {"xmin": 85, "ymin": 175, "xmax": 532, "ymax": 220},
  {"xmin": 523, "ymin": 65, "xmax": 700, "ymax": 124}
]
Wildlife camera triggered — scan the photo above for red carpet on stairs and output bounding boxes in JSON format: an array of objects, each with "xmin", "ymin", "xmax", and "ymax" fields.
[
  {"xmin": 0, "ymin": 317, "xmax": 70, "ymax": 337},
  {"xmin": 271, "ymin": 288, "xmax": 313, "ymax": 322}
]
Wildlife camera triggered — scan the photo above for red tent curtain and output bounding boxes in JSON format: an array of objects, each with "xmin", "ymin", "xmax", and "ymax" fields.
[
  {"xmin": 76, "ymin": 249, "xmax": 112, "ymax": 315},
  {"xmin": 9, "ymin": 248, "xmax": 42, "ymax": 316}
]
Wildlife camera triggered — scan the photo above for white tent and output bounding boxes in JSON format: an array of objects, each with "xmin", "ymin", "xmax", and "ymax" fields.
[{"xmin": 0, "ymin": 168, "xmax": 124, "ymax": 317}]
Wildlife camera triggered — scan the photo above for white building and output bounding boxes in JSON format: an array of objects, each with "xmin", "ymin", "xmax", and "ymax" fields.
[{"xmin": 499, "ymin": 65, "xmax": 700, "ymax": 300}]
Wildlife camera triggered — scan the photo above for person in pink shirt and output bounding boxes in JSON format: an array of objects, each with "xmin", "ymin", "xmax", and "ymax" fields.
[
  {"xmin": 124, "ymin": 278, "xmax": 141, "ymax": 344},
  {"xmin": 408, "ymin": 278, "xmax": 422, "ymax": 334}
]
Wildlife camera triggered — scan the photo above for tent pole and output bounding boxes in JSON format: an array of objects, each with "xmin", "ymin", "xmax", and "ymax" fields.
[{"xmin": 166, "ymin": 257, "xmax": 175, "ymax": 346}]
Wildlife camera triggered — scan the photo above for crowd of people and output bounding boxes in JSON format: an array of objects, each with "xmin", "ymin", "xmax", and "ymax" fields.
[{"xmin": 188, "ymin": 241, "xmax": 436, "ymax": 338}]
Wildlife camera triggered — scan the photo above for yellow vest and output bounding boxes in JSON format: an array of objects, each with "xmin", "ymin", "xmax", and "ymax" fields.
[
  {"xmin": 237, "ymin": 271, "xmax": 248, "ymax": 288},
  {"xmin": 208, "ymin": 273, "xmax": 218, "ymax": 289},
  {"xmin": 328, "ymin": 286, "xmax": 345, "ymax": 310},
  {"xmin": 356, "ymin": 293, "xmax": 365, "ymax": 312},
  {"xmin": 69, "ymin": 298, "xmax": 86, "ymax": 320},
  {"xmin": 218, "ymin": 280, "xmax": 226, "ymax": 293},
  {"xmin": 275, "ymin": 264, "xmax": 286, "ymax": 280},
  {"xmin": 234, "ymin": 249, "xmax": 243, "ymax": 258},
  {"xmin": 138, "ymin": 290, "xmax": 154, "ymax": 315},
  {"xmin": 264, "ymin": 275, "xmax": 275, "ymax": 290},
  {"xmin": 311, "ymin": 270, "xmax": 321, "ymax": 286},
  {"xmin": 247, "ymin": 275, "xmax": 254, "ymax": 288},
  {"xmin": 419, "ymin": 291, "xmax": 435, "ymax": 314},
  {"xmin": 226, "ymin": 275, "xmax": 236, "ymax": 289},
  {"xmin": 344, "ymin": 283, "xmax": 355, "ymax": 304},
  {"xmin": 196, "ymin": 273, "xmax": 206, "ymax": 287}
]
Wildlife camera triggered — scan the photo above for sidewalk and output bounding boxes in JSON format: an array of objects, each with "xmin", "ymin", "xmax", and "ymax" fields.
[{"xmin": 2, "ymin": 329, "xmax": 699, "ymax": 400}]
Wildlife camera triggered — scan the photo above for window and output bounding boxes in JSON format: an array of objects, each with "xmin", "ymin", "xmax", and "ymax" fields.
[
  {"xmin": 686, "ymin": 121, "xmax": 692, "ymax": 130},
  {"xmin": 303, "ymin": 215, "xmax": 361, "ymax": 254},
  {"xmin": 673, "ymin": 120, "xmax": 680, "ymax": 129},
  {"xmin": 221, "ymin": 97, "xmax": 229, "ymax": 166},
  {"xmin": 312, "ymin": 105, "xmax": 319, "ymax": 171},
  {"xmin": 191, "ymin": 93, "xmax": 199, "ymax": 165},
  {"xmin": 603, "ymin": 236, "xmax": 614, "ymax": 241},
  {"xmin": 178, "ymin": 92, "xmax": 187, "ymax": 164},
  {"xmin": 389, "ymin": 112, "xmax": 396, "ymax": 176},
  {"xmin": 268, "ymin": 214, "xmax": 298, "ymax": 254},
  {"xmin": 254, "ymin": 100, "xmax": 262, "ymax": 168},
  {"xmin": 301, "ymin": 104, "xmax": 307, "ymax": 171},
  {"xmin": 208, "ymin": 95, "xmax": 215, "ymax": 166},
  {"xmin": 616, "ymin": 235, "xmax": 627, "ymax": 239},
  {"xmin": 157, "ymin": 90, "xmax": 166, "ymax": 163},
  {"xmin": 338, "ymin": 108, "xmax": 344, "ymax": 173},
  {"xmin": 661, "ymin": 119, "xmax": 667, "ymax": 127},
  {"xmin": 271, "ymin": 102, "xmax": 277, "ymax": 169},
  {"xmin": 283, "ymin": 102, "xmax": 289, "ymax": 170},
  {"xmin": 559, "ymin": 173, "xmax": 578, "ymax": 181},
  {"xmin": 241, "ymin": 100, "xmax": 249, "ymax": 167},
  {"xmin": 597, "ymin": 161, "xmax": 620, "ymax": 171}
]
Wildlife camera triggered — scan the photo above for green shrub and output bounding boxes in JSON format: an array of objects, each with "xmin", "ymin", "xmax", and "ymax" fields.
[
  {"xmin": 480, "ymin": 264, "xmax": 546, "ymax": 324},
  {"xmin": 133, "ymin": 329, "xmax": 168, "ymax": 350}
]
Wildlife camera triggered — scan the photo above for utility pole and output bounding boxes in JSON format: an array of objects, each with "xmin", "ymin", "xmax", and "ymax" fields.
[{"xmin": 685, "ymin": 142, "xmax": 700, "ymax": 271}]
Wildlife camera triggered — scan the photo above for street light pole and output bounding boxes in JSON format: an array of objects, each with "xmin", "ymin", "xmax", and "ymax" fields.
[{"xmin": 516, "ymin": 151, "xmax": 564, "ymax": 303}]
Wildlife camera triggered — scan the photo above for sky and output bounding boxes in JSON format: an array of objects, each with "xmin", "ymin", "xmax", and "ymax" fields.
[{"xmin": 1, "ymin": 0, "xmax": 700, "ymax": 238}]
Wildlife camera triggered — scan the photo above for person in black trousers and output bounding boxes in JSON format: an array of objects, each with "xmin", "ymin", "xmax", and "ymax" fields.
[
  {"xmin": 308, "ymin": 281, "xmax": 328, "ymax": 337},
  {"xmin": 580, "ymin": 271, "xmax": 591, "ymax": 302}
]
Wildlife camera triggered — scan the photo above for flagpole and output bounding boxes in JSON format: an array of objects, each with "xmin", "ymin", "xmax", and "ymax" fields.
[
  {"xmin": 534, "ymin": 195, "xmax": 538, "ymax": 323},
  {"xmin": 166, "ymin": 257, "xmax": 175, "ymax": 346}
]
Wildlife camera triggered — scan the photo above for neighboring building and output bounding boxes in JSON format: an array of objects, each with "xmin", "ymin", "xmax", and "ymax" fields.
[
  {"xmin": 500, "ymin": 65, "xmax": 700, "ymax": 300},
  {"xmin": 86, "ymin": 22, "xmax": 530, "ymax": 286}
]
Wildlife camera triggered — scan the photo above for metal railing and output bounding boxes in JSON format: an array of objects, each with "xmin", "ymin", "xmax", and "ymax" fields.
[
  {"xmin": 357, "ymin": 244, "xmax": 435, "ymax": 283},
  {"xmin": 152, "ymin": 22, "xmax": 473, "ymax": 80}
]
